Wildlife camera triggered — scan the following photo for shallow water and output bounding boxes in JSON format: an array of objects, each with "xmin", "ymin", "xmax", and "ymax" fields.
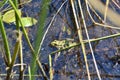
[{"xmin": 0, "ymin": 0, "xmax": 120, "ymax": 80}]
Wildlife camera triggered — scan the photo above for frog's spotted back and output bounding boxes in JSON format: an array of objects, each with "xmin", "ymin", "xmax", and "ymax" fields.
[{"xmin": 50, "ymin": 39, "xmax": 77, "ymax": 49}]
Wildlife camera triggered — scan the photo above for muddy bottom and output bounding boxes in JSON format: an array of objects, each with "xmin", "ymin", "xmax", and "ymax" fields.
[{"xmin": 0, "ymin": 0, "xmax": 120, "ymax": 80}]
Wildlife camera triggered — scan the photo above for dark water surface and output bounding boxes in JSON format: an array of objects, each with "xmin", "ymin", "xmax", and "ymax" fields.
[{"xmin": 0, "ymin": 0, "xmax": 120, "ymax": 80}]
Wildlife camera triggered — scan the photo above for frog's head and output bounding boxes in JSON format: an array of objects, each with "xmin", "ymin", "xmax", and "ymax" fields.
[
  {"xmin": 49, "ymin": 40, "xmax": 64, "ymax": 49},
  {"xmin": 50, "ymin": 40, "xmax": 59, "ymax": 47}
]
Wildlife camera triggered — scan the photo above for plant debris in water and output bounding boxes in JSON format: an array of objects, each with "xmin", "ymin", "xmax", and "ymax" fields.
[{"xmin": 2, "ymin": 9, "xmax": 37, "ymax": 27}]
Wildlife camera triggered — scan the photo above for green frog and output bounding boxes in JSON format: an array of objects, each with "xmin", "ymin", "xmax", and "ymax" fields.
[{"xmin": 50, "ymin": 39, "xmax": 77, "ymax": 49}]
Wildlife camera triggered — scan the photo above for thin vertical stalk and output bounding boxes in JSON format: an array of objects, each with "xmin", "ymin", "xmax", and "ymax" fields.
[
  {"xmin": 49, "ymin": 55, "xmax": 53, "ymax": 80},
  {"xmin": 79, "ymin": 0, "xmax": 101, "ymax": 79},
  {"xmin": 8, "ymin": 1, "xmax": 47, "ymax": 78},
  {"xmin": 30, "ymin": 0, "xmax": 51, "ymax": 79},
  {"xmin": 28, "ymin": 66, "xmax": 32, "ymax": 80},
  {"xmin": 6, "ymin": 32, "xmax": 21, "ymax": 80},
  {"xmin": 13, "ymin": 0, "xmax": 24, "ymax": 79},
  {"xmin": 19, "ymin": 34, "xmax": 24, "ymax": 80},
  {"xmin": 70, "ymin": 0, "xmax": 91, "ymax": 80},
  {"xmin": 0, "ymin": 14, "xmax": 11, "ymax": 66},
  {"xmin": 104, "ymin": 0, "xmax": 109, "ymax": 22},
  {"xmin": 9, "ymin": 0, "xmax": 34, "ymax": 52}
]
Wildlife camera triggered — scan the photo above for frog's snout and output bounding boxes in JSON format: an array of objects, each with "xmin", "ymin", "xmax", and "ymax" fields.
[
  {"xmin": 49, "ymin": 40, "xmax": 57, "ymax": 47},
  {"xmin": 48, "ymin": 42, "xmax": 53, "ymax": 47}
]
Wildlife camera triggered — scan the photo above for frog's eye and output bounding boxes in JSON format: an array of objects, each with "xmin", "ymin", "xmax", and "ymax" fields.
[
  {"xmin": 53, "ymin": 44, "xmax": 57, "ymax": 46},
  {"xmin": 51, "ymin": 42, "xmax": 55, "ymax": 45},
  {"xmin": 51, "ymin": 42, "xmax": 57, "ymax": 46},
  {"xmin": 54, "ymin": 40, "xmax": 57, "ymax": 42}
]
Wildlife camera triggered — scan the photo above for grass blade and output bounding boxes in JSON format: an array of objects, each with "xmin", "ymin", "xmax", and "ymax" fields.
[
  {"xmin": 30, "ymin": 0, "xmax": 51, "ymax": 79},
  {"xmin": 0, "ymin": 13, "xmax": 11, "ymax": 66}
]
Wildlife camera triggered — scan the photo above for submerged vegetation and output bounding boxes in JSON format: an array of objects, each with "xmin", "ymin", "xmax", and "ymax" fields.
[
  {"xmin": 2, "ymin": 9, "xmax": 37, "ymax": 27},
  {"xmin": 0, "ymin": 0, "xmax": 120, "ymax": 80}
]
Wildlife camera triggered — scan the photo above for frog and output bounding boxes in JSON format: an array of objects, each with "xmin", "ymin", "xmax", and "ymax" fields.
[
  {"xmin": 50, "ymin": 38, "xmax": 78, "ymax": 49},
  {"xmin": 50, "ymin": 39, "xmax": 78, "ymax": 62}
]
